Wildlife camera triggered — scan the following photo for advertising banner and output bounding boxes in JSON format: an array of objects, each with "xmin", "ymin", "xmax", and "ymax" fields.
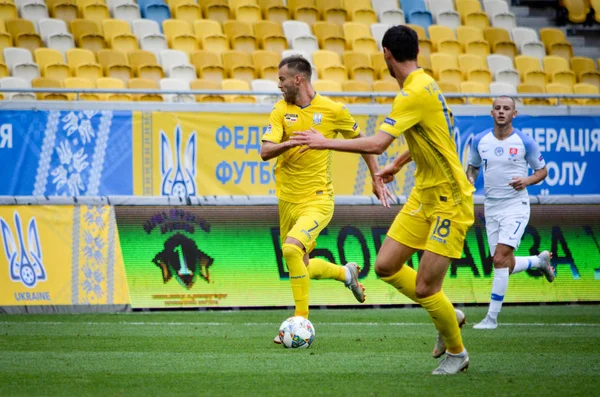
[
  {"xmin": 0, "ymin": 110, "xmax": 132, "ymax": 196},
  {"xmin": 0, "ymin": 205, "xmax": 129, "ymax": 306},
  {"xmin": 116, "ymin": 204, "xmax": 600, "ymax": 309}
]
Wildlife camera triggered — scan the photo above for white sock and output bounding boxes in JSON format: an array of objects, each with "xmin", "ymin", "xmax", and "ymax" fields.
[
  {"xmin": 344, "ymin": 266, "xmax": 352, "ymax": 285},
  {"xmin": 488, "ymin": 267, "xmax": 509, "ymax": 320},
  {"xmin": 513, "ymin": 255, "xmax": 541, "ymax": 274}
]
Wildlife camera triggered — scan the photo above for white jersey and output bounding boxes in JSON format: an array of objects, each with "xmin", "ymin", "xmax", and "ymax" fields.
[{"xmin": 469, "ymin": 128, "xmax": 546, "ymax": 215}]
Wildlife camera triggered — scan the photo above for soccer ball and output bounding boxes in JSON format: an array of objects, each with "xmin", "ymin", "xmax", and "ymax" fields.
[{"xmin": 278, "ymin": 316, "xmax": 315, "ymax": 349}]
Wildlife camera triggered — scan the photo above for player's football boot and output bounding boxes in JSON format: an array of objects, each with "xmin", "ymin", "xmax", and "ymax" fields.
[
  {"xmin": 273, "ymin": 334, "xmax": 282, "ymax": 344},
  {"xmin": 432, "ymin": 350, "xmax": 469, "ymax": 375},
  {"xmin": 538, "ymin": 250, "xmax": 555, "ymax": 282},
  {"xmin": 432, "ymin": 309, "xmax": 466, "ymax": 358},
  {"xmin": 345, "ymin": 262, "xmax": 366, "ymax": 303},
  {"xmin": 473, "ymin": 314, "xmax": 498, "ymax": 330}
]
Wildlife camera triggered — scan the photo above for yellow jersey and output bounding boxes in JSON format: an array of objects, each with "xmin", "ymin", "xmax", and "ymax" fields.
[
  {"xmin": 379, "ymin": 68, "xmax": 475, "ymax": 204},
  {"xmin": 262, "ymin": 93, "xmax": 360, "ymax": 203}
]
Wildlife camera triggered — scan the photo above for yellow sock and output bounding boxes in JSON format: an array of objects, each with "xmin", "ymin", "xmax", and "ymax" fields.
[
  {"xmin": 419, "ymin": 291, "xmax": 464, "ymax": 354},
  {"xmin": 307, "ymin": 258, "xmax": 346, "ymax": 282},
  {"xmin": 379, "ymin": 265, "xmax": 418, "ymax": 302},
  {"xmin": 282, "ymin": 244, "xmax": 310, "ymax": 318}
]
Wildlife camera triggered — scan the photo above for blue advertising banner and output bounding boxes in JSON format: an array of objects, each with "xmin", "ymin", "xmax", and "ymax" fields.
[
  {"xmin": 0, "ymin": 110, "xmax": 132, "ymax": 196},
  {"xmin": 454, "ymin": 115, "xmax": 600, "ymax": 195}
]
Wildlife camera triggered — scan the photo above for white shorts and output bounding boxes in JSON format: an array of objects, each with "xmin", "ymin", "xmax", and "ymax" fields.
[{"xmin": 485, "ymin": 210, "xmax": 530, "ymax": 255}]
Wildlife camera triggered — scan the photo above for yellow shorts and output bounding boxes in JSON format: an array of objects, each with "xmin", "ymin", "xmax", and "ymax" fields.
[
  {"xmin": 387, "ymin": 189, "xmax": 474, "ymax": 259},
  {"xmin": 279, "ymin": 197, "xmax": 334, "ymax": 253}
]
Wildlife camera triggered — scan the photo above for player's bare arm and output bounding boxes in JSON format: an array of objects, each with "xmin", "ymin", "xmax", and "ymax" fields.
[
  {"xmin": 354, "ymin": 131, "xmax": 395, "ymax": 208},
  {"xmin": 377, "ymin": 150, "xmax": 412, "ymax": 184},
  {"xmin": 260, "ymin": 140, "xmax": 299, "ymax": 161},
  {"xmin": 292, "ymin": 128, "xmax": 394, "ymax": 155},
  {"xmin": 466, "ymin": 164, "xmax": 480, "ymax": 185},
  {"xmin": 509, "ymin": 166, "xmax": 548, "ymax": 191}
]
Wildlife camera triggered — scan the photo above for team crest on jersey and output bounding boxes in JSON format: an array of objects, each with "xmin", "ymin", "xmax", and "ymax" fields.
[
  {"xmin": 285, "ymin": 113, "xmax": 298, "ymax": 123},
  {"xmin": 312, "ymin": 113, "xmax": 323, "ymax": 125},
  {"xmin": 494, "ymin": 147, "xmax": 504, "ymax": 156},
  {"xmin": 509, "ymin": 147, "xmax": 518, "ymax": 156}
]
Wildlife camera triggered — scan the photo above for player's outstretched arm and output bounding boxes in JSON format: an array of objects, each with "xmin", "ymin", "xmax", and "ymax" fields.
[
  {"xmin": 260, "ymin": 140, "xmax": 298, "ymax": 161},
  {"xmin": 509, "ymin": 166, "xmax": 548, "ymax": 191},
  {"xmin": 466, "ymin": 164, "xmax": 480, "ymax": 185},
  {"xmin": 291, "ymin": 128, "xmax": 394, "ymax": 155},
  {"xmin": 377, "ymin": 150, "xmax": 412, "ymax": 184},
  {"xmin": 353, "ymin": 132, "xmax": 394, "ymax": 208}
]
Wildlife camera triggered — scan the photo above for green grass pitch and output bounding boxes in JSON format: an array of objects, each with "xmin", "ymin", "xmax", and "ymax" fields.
[{"xmin": 1, "ymin": 305, "xmax": 599, "ymax": 396}]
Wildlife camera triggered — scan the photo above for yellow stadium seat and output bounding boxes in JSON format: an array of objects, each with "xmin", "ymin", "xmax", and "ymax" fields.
[
  {"xmin": 0, "ymin": 62, "xmax": 8, "ymax": 79},
  {"xmin": 190, "ymin": 79, "xmax": 226, "ymax": 102},
  {"xmin": 428, "ymin": 25, "xmax": 455, "ymax": 52},
  {"xmin": 517, "ymin": 83, "xmax": 551, "ymax": 105},
  {"xmin": 313, "ymin": 79, "xmax": 343, "ymax": 96},
  {"xmin": 552, "ymin": 70, "xmax": 576, "ymax": 87},
  {"xmin": 257, "ymin": 0, "xmax": 288, "ymax": 24},
  {"xmin": 523, "ymin": 70, "xmax": 548, "ymax": 87},
  {"xmin": 174, "ymin": 2, "xmax": 202, "ymax": 22},
  {"xmin": 253, "ymin": 21, "xmax": 287, "ymax": 53},
  {"xmin": 543, "ymin": 55, "xmax": 570, "ymax": 78},
  {"xmin": 128, "ymin": 49, "xmax": 164, "ymax": 82},
  {"xmin": 128, "ymin": 77, "xmax": 162, "ymax": 101},
  {"xmin": 64, "ymin": 77, "xmax": 100, "ymax": 101},
  {"xmin": 313, "ymin": 50, "xmax": 347, "ymax": 83},
  {"xmin": 81, "ymin": 3, "xmax": 110, "ymax": 30},
  {"xmin": 438, "ymin": 40, "xmax": 463, "ymax": 57},
  {"xmin": 561, "ymin": 0, "xmax": 590, "ymax": 24},
  {"xmin": 372, "ymin": 79, "xmax": 397, "ymax": 104},
  {"xmin": 252, "ymin": 49, "xmax": 280, "ymax": 81},
  {"xmin": 0, "ymin": 2, "xmax": 17, "ymax": 19},
  {"xmin": 515, "ymin": 55, "xmax": 543, "ymax": 80},
  {"xmin": 372, "ymin": 52, "xmax": 393, "ymax": 81},
  {"xmin": 198, "ymin": 0, "xmax": 230, "ymax": 22},
  {"xmin": 484, "ymin": 27, "xmax": 517, "ymax": 58},
  {"xmin": 163, "ymin": 19, "xmax": 198, "ymax": 54},
  {"xmin": 469, "ymin": 69, "xmax": 492, "ymax": 86},
  {"xmin": 35, "ymin": 48, "xmax": 70, "ymax": 80},
  {"xmin": 223, "ymin": 20, "xmax": 257, "ymax": 54},
  {"xmin": 97, "ymin": 77, "xmax": 131, "ymax": 101},
  {"xmin": 460, "ymin": 81, "xmax": 492, "ymax": 105},
  {"xmin": 407, "ymin": 24, "xmax": 433, "ymax": 57},
  {"xmin": 456, "ymin": 26, "xmax": 485, "ymax": 50},
  {"xmin": 6, "ymin": 19, "xmax": 43, "ymax": 53},
  {"xmin": 417, "ymin": 53, "xmax": 432, "ymax": 76},
  {"xmin": 288, "ymin": 0, "xmax": 318, "ymax": 25},
  {"xmin": 97, "ymin": 49, "xmax": 132, "ymax": 81},
  {"xmin": 70, "ymin": 19, "xmax": 105, "ymax": 53},
  {"xmin": 539, "ymin": 27, "xmax": 573, "ymax": 58},
  {"xmin": 458, "ymin": 53, "xmax": 486, "ymax": 75},
  {"xmin": 232, "ymin": 3, "xmax": 262, "ymax": 23},
  {"xmin": 194, "ymin": 20, "xmax": 229, "ymax": 54},
  {"xmin": 465, "ymin": 40, "xmax": 490, "ymax": 59},
  {"xmin": 66, "ymin": 48, "xmax": 96, "ymax": 73},
  {"xmin": 343, "ymin": 22, "xmax": 378, "ymax": 54},
  {"xmin": 580, "ymin": 71, "xmax": 600, "ymax": 90},
  {"xmin": 316, "ymin": 0, "xmax": 347, "ymax": 25},
  {"xmin": 103, "ymin": 19, "xmax": 138, "ymax": 52},
  {"xmin": 342, "ymin": 79, "xmax": 372, "ymax": 104},
  {"xmin": 343, "ymin": 0, "xmax": 376, "ymax": 25},
  {"xmin": 438, "ymin": 81, "xmax": 465, "ymax": 105},
  {"xmin": 313, "ymin": 21, "xmax": 346, "ymax": 56},
  {"xmin": 546, "ymin": 82, "xmax": 576, "ymax": 105},
  {"xmin": 190, "ymin": 50, "xmax": 226, "ymax": 81},
  {"xmin": 464, "ymin": 12, "xmax": 490, "ymax": 30},
  {"xmin": 573, "ymin": 83, "xmax": 600, "ymax": 105},
  {"xmin": 222, "ymin": 50, "xmax": 256, "ymax": 83},
  {"xmin": 0, "ymin": 32, "xmax": 11, "ymax": 52},
  {"xmin": 430, "ymin": 53, "xmax": 460, "ymax": 80},
  {"xmin": 456, "ymin": 0, "xmax": 488, "ymax": 25},
  {"xmin": 549, "ymin": 41, "xmax": 573, "ymax": 61},
  {"xmin": 31, "ymin": 77, "xmax": 68, "ymax": 100},
  {"xmin": 342, "ymin": 51, "xmax": 375, "ymax": 83},
  {"xmin": 50, "ymin": 0, "xmax": 78, "ymax": 23},
  {"xmin": 571, "ymin": 56, "xmax": 597, "ymax": 78},
  {"xmin": 593, "ymin": 0, "xmax": 600, "ymax": 23},
  {"xmin": 222, "ymin": 78, "xmax": 255, "ymax": 103}
]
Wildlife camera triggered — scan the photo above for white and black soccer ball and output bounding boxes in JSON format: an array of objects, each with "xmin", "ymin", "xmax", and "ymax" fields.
[{"xmin": 278, "ymin": 316, "xmax": 315, "ymax": 349}]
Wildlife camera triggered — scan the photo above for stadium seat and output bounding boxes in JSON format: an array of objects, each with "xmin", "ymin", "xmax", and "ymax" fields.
[
  {"xmin": 0, "ymin": 76, "xmax": 36, "ymax": 100},
  {"xmin": 20, "ymin": 0, "xmax": 49, "ymax": 23},
  {"xmin": 104, "ymin": 19, "xmax": 138, "ymax": 52},
  {"xmin": 31, "ymin": 77, "xmax": 67, "ymax": 100},
  {"xmin": 436, "ymin": 10, "xmax": 461, "ymax": 29},
  {"xmin": 128, "ymin": 49, "xmax": 164, "ymax": 82},
  {"xmin": 373, "ymin": 52, "xmax": 392, "ymax": 80},
  {"xmin": 343, "ymin": 0, "xmax": 377, "ymax": 25},
  {"xmin": 315, "ymin": 0, "xmax": 347, "ymax": 25},
  {"xmin": 456, "ymin": 0, "xmax": 488, "ymax": 25},
  {"xmin": 313, "ymin": 49, "xmax": 347, "ymax": 83},
  {"xmin": 97, "ymin": 49, "xmax": 132, "ymax": 81},
  {"xmin": 6, "ymin": 19, "xmax": 43, "ymax": 53},
  {"xmin": 543, "ymin": 55, "xmax": 570, "ymax": 78},
  {"xmin": 159, "ymin": 77, "xmax": 194, "ymax": 102},
  {"xmin": 34, "ymin": 47, "xmax": 70, "ymax": 80},
  {"xmin": 163, "ymin": 19, "xmax": 198, "ymax": 54},
  {"xmin": 222, "ymin": 50, "xmax": 256, "ymax": 83},
  {"xmin": 189, "ymin": 78, "xmax": 225, "ymax": 102},
  {"xmin": 253, "ymin": 21, "xmax": 287, "ymax": 53},
  {"xmin": 70, "ymin": 19, "xmax": 105, "ymax": 53},
  {"xmin": 562, "ymin": 0, "xmax": 590, "ymax": 24},
  {"xmin": 132, "ymin": 18, "xmax": 161, "ymax": 40},
  {"xmin": 341, "ymin": 79, "xmax": 371, "ymax": 103},
  {"xmin": 128, "ymin": 77, "xmax": 162, "ymax": 101},
  {"xmin": 231, "ymin": 0, "xmax": 262, "ymax": 23},
  {"xmin": 313, "ymin": 79, "xmax": 342, "ymax": 95},
  {"xmin": 343, "ymin": 23, "xmax": 377, "ymax": 54},
  {"xmin": 342, "ymin": 51, "xmax": 375, "ymax": 83},
  {"xmin": 198, "ymin": 0, "xmax": 230, "ymax": 22},
  {"xmin": 113, "ymin": 2, "xmax": 141, "ymax": 22},
  {"xmin": 552, "ymin": 70, "xmax": 576, "ymax": 87},
  {"xmin": 221, "ymin": 78, "xmax": 255, "ymax": 103},
  {"xmin": 372, "ymin": 79, "xmax": 396, "ymax": 103},
  {"xmin": 484, "ymin": 0, "xmax": 509, "ymax": 18},
  {"xmin": 287, "ymin": 0, "xmax": 318, "ymax": 25},
  {"xmin": 511, "ymin": 27, "xmax": 542, "ymax": 52},
  {"xmin": 372, "ymin": 0, "xmax": 405, "ymax": 25},
  {"xmin": 490, "ymin": 81, "xmax": 517, "ymax": 97},
  {"xmin": 49, "ymin": 0, "xmax": 77, "ymax": 23},
  {"xmin": 456, "ymin": 25, "xmax": 485, "ymax": 51},
  {"xmin": 0, "ymin": 2, "xmax": 18, "ymax": 20},
  {"xmin": 459, "ymin": 53, "xmax": 492, "ymax": 85},
  {"xmin": 38, "ymin": 18, "xmax": 68, "ymax": 43},
  {"xmin": 251, "ymin": 78, "xmax": 279, "ymax": 104},
  {"xmin": 430, "ymin": 53, "xmax": 461, "ymax": 82},
  {"xmin": 460, "ymin": 81, "xmax": 492, "ymax": 105},
  {"xmin": 438, "ymin": 81, "xmax": 465, "ymax": 105},
  {"xmin": 190, "ymin": 50, "xmax": 225, "ymax": 81},
  {"xmin": 370, "ymin": 24, "xmax": 390, "ymax": 51},
  {"xmin": 252, "ymin": 50, "xmax": 280, "ymax": 81},
  {"xmin": 407, "ymin": 24, "xmax": 433, "ymax": 56},
  {"xmin": 571, "ymin": 56, "xmax": 597, "ymax": 78},
  {"xmin": 546, "ymin": 82, "xmax": 576, "ymax": 105},
  {"xmin": 282, "ymin": 20, "xmax": 315, "ymax": 47},
  {"xmin": 96, "ymin": 76, "xmax": 131, "ymax": 100},
  {"xmin": 488, "ymin": 54, "xmax": 519, "ymax": 85},
  {"xmin": 517, "ymin": 82, "xmax": 551, "ymax": 105},
  {"xmin": 573, "ymin": 83, "xmax": 600, "ymax": 105},
  {"xmin": 484, "ymin": 27, "xmax": 517, "ymax": 59},
  {"xmin": 427, "ymin": 0, "xmax": 460, "ymax": 28},
  {"xmin": 4, "ymin": 47, "xmax": 40, "ymax": 81},
  {"xmin": 194, "ymin": 20, "xmax": 229, "ymax": 53},
  {"xmin": 417, "ymin": 53, "xmax": 432, "ymax": 77},
  {"xmin": 63, "ymin": 76, "xmax": 99, "ymax": 100},
  {"xmin": 312, "ymin": 21, "xmax": 345, "ymax": 56},
  {"xmin": 142, "ymin": 3, "xmax": 171, "ymax": 28},
  {"xmin": 159, "ymin": 49, "xmax": 196, "ymax": 83},
  {"xmin": 428, "ymin": 25, "xmax": 459, "ymax": 53},
  {"xmin": 257, "ymin": 0, "xmax": 288, "ymax": 24},
  {"xmin": 66, "ymin": 48, "xmax": 96, "ymax": 73},
  {"xmin": 223, "ymin": 20, "xmax": 257, "ymax": 54},
  {"xmin": 81, "ymin": 2, "xmax": 110, "ymax": 30},
  {"xmin": 408, "ymin": 10, "xmax": 433, "ymax": 31},
  {"xmin": 515, "ymin": 55, "xmax": 544, "ymax": 82},
  {"xmin": 539, "ymin": 28, "xmax": 572, "ymax": 58}
]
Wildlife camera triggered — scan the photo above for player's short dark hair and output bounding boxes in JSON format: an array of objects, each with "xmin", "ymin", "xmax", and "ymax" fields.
[
  {"xmin": 494, "ymin": 95, "xmax": 517, "ymax": 109},
  {"xmin": 381, "ymin": 25, "xmax": 419, "ymax": 62},
  {"xmin": 279, "ymin": 55, "xmax": 312, "ymax": 79}
]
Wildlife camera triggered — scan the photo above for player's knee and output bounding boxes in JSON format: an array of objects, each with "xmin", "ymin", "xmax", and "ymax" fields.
[
  {"xmin": 282, "ymin": 244, "xmax": 303, "ymax": 261},
  {"xmin": 492, "ymin": 252, "xmax": 510, "ymax": 268},
  {"xmin": 374, "ymin": 259, "xmax": 393, "ymax": 278},
  {"xmin": 415, "ymin": 283, "xmax": 434, "ymax": 299}
]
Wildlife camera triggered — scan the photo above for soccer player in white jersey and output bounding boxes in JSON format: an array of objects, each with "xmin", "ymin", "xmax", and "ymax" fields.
[{"xmin": 466, "ymin": 96, "xmax": 556, "ymax": 330}]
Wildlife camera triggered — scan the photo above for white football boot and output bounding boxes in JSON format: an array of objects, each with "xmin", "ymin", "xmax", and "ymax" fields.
[
  {"xmin": 432, "ymin": 309, "xmax": 466, "ymax": 358},
  {"xmin": 345, "ymin": 262, "xmax": 366, "ymax": 303},
  {"xmin": 432, "ymin": 349, "xmax": 470, "ymax": 375},
  {"xmin": 537, "ymin": 250, "xmax": 555, "ymax": 282},
  {"xmin": 473, "ymin": 314, "xmax": 498, "ymax": 330}
]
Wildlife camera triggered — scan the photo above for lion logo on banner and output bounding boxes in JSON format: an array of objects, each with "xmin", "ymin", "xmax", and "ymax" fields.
[
  {"xmin": 160, "ymin": 125, "xmax": 197, "ymax": 197},
  {"xmin": 0, "ymin": 212, "xmax": 46, "ymax": 288}
]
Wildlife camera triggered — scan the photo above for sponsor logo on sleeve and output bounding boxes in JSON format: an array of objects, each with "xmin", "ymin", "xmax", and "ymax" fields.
[
  {"xmin": 352, "ymin": 123, "xmax": 358, "ymax": 131},
  {"xmin": 384, "ymin": 117, "xmax": 396, "ymax": 126}
]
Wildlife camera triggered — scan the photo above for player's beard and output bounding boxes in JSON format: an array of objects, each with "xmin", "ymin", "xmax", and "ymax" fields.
[
  {"xmin": 386, "ymin": 61, "xmax": 395, "ymax": 78},
  {"xmin": 283, "ymin": 86, "xmax": 298, "ymax": 104}
]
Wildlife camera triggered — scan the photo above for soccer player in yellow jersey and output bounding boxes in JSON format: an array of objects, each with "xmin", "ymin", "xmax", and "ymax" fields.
[
  {"xmin": 291, "ymin": 26, "xmax": 474, "ymax": 374},
  {"xmin": 260, "ymin": 55, "xmax": 389, "ymax": 344}
]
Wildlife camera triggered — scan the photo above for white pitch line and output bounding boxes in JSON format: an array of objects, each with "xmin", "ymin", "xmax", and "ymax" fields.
[{"xmin": 1, "ymin": 321, "xmax": 599, "ymax": 327}]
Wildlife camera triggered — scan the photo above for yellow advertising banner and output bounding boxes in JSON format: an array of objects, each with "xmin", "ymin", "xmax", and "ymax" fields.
[
  {"xmin": 0, "ymin": 205, "xmax": 129, "ymax": 306},
  {"xmin": 132, "ymin": 111, "xmax": 414, "ymax": 197}
]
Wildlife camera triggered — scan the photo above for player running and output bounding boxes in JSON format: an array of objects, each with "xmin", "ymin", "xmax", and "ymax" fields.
[
  {"xmin": 291, "ymin": 25, "xmax": 473, "ymax": 375},
  {"xmin": 260, "ymin": 55, "xmax": 390, "ymax": 344},
  {"xmin": 467, "ymin": 96, "xmax": 555, "ymax": 330}
]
